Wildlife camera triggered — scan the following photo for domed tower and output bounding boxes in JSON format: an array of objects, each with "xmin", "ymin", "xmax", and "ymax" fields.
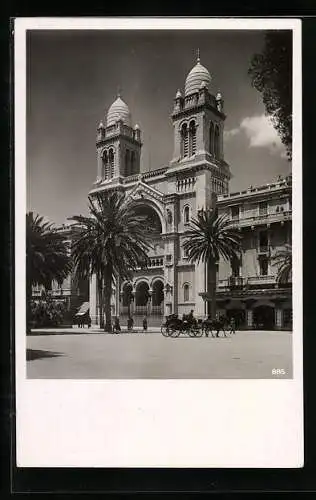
[
  {"xmin": 170, "ymin": 51, "xmax": 230, "ymax": 199},
  {"xmin": 96, "ymin": 93, "xmax": 142, "ymax": 182}
]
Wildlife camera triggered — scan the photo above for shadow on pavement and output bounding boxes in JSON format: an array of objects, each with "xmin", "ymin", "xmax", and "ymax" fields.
[{"xmin": 26, "ymin": 349, "xmax": 65, "ymax": 361}]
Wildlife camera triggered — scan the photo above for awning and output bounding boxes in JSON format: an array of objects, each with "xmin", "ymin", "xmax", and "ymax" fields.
[{"xmin": 75, "ymin": 301, "xmax": 90, "ymax": 316}]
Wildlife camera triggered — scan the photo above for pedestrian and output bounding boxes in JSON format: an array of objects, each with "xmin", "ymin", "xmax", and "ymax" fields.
[
  {"xmin": 127, "ymin": 315, "xmax": 134, "ymax": 332},
  {"xmin": 143, "ymin": 315, "xmax": 148, "ymax": 332},
  {"xmin": 230, "ymin": 317, "xmax": 236, "ymax": 334},
  {"xmin": 113, "ymin": 316, "xmax": 121, "ymax": 334}
]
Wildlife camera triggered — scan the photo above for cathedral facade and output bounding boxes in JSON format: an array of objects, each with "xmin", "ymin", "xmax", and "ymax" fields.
[
  {"xmin": 89, "ymin": 55, "xmax": 234, "ymax": 326},
  {"xmin": 34, "ymin": 54, "xmax": 292, "ymax": 330}
]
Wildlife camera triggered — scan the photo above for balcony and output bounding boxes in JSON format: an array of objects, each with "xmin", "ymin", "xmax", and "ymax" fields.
[
  {"xmin": 176, "ymin": 177, "xmax": 196, "ymax": 193},
  {"xmin": 148, "ymin": 257, "xmax": 164, "ymax": 268},
  {"xmin": 247, "ymin": 275, "xmax": 276, "ymax": 286},
  {"xmin": 228, "ymin": 276, "xmax": 244, "ymax": 288},
  {"xmin": 217, "ymin": 274, "xmax": 276, "ymax": 291},
  {"xmin": 135, "ymin": 256, "xmax": 164, "ymax": 270},
  {"xmin": 228, "ymin": 210, "xmax": 291, "ymax": 228}
]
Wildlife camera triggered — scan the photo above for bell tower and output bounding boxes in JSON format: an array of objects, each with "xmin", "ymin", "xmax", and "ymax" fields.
[
  {"xmin": 170, "ymin": 53, "xmax": 230, "ymax": 197},
  {"xmin": 95, "ymin": 94, "xmax": 142, "ymax": 183}
]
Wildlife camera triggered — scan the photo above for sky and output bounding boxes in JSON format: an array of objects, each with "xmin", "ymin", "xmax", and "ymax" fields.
[{"xmin": 26, "ymin": 29, "xmax": 291, "ymax": 225}]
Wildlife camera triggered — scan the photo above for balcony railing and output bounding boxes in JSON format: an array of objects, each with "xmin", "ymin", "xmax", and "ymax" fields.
[
  {"xmin": 176, "ymin": 177, "xmax": 196, "ymax": 193},
  {"xmin": 228, "ymin": 210, "xmax": 291, "ymax": 228},
  {"xmin": 228, "ymin": 276, "xmax": 244, "ymax": 287},
  {"xmin": 247, "ymin": 275, "xmax": 276, "ymax": 286},
  {"xmin": 217, "ymin": 275, "xmax": 276, "ymax": 290},
  {"xmin": 135, "ymin": 256, "xmax": 164, "ymax": 270},
  {"xmin": 148, "ymin": 257, "xmax": 164, "ymax": 268}
]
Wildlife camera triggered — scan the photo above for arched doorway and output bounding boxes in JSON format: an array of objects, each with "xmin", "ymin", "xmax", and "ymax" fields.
[
  {"xmin": 121, "ymin": 282, "xmax": 133, "ymax": 317},
  {"xmin": 135, "ymin": 281, "xmax": 150, "ymax": 316},
  {"xmin": 253, "ymin": 305, "xmax": 275, "ymax": 330},
  {"xmin": 226, "ymin": 309, "xmax": 246, "ymax": 329},
  {"xmin": 152, "ymin": 280, "xmax": 164, "ymax": 318}
]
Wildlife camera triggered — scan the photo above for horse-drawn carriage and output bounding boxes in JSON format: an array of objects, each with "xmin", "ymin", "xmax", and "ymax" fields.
[
  {"xmin": 161, "ymin": 314, "xmax": 232, "ymax": 338},
  {"xmin": 161, "ymin": 313, "xmax": 203, "ymax": 337},
  {"xmin": 73, "ymin": 302, "xmax": 91, "ymax": 328}
]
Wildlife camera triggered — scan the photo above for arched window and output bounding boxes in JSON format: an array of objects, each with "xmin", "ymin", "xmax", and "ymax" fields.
[
  {"xmin": 189, "ymin": 120, "xmax": 197, "ymax": 156},
  {"xmin": 184, "ymin": 205, "xmax": 190, "ymax": 224},
  {"xmin": 181, "ymin": 123, "xmax": 189, "ymax": 158},
  {"xmin": 214, "ymin": 125, "xmax": 220, "ymax": 159},
  {"xmin": 125, "ymin": 149, "xmax": 130, "ymax": 176},
  {"xmin": 102, "ymin": 150, "xmax": 108, "ymax": 179},
  {"xmin": 209, "ymin": 122, "xmax": 214, "ymax": 155},
  {"xmin": 183, "ymin": 283, "xmax": 190, "ymax": 302},
  {"xmin": 108, "ymin": 148, "xmax": 115, "ymax": 178}
]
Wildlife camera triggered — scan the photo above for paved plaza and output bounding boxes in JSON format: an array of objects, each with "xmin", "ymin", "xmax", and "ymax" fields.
[{"xmin": 26, "ymin": 329, "xmax": 293, "ymax": 379}]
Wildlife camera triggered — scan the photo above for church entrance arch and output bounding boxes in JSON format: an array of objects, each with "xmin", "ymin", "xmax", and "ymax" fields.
[
  {"xmin": 151, "ymin": 279, "xmax": 164, "ymax": 318},
  {"xmin": 121, "ymin": 282, "xmax": 133, "ymax": 317},
  {"xmin": 135, "ymin": 281, "xmax": 150, "ymax": 316}
]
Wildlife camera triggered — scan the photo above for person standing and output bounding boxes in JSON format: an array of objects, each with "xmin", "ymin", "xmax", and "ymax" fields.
[
  {"xmin": 127, "ymin": 315, "xmax": 134, "ymax": 332},
  {"xmin": 229, "ymin": 317, "xmax": 236, "ymax": 334},
  {"xmin": 143, "ymin": 315, "xmax": 148, "ymax": 332},
  {"xmin": 113, "ymin": 316, "xmax": 121, "ymax": 334}
]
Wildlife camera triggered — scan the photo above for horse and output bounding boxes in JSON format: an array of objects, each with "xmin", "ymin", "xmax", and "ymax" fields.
[{"xmin": 202, "ymin": 316, "xmax": 229, "ymax": 337}]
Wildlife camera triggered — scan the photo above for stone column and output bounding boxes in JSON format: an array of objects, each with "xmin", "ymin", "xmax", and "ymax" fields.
[
  {"xmin": 89, "ymin": 274, "xmax": 98, "ymax": 325},
  {"xmin": 97, "ymin": 150, "xmax": 103, "ymax": 180},
  {"xmin": 164, "ymin": 284, "xmax": 173, "ymax": 316},
  {"xmin": 275, "ymin": 308, "xmax": 284, "ymax": 330},
  {"xmin": 246, "ymin": 309, "xmax": 254, "ymax": 329},
  {"xmin": 163, "ymin": 234, "xmax": 178, "ymax": 316},
  {"xmin": 130, "ymin": 290, "xmax": 135, "ymax": 316},
  {"xmin": 147, "ymin": 290, "xmax": 152, "ymax": 316},
  {"xmin": 195, "ymin": 261, "xmax": 207, "ymax": 318}
]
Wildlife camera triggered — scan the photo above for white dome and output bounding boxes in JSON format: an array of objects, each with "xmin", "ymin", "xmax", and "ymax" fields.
[
  {"xmin": 185, "ymin": 60, "xmax": 211, "ymax": 96},
  {"xmin": 106, "ymin": 96, "xmax": 131, "ymax": 127}
]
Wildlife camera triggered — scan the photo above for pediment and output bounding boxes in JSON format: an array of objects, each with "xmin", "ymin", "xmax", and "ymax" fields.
[{"xmin": 128, "ymin": 180, "xmax": 164, "ymax": 204}]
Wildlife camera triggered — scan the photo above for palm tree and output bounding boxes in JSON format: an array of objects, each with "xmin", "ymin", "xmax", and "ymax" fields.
[
  {"xmin": 26, "ymin": 212, "xmax": 72, "ymax": 332},
  {"xmin": 183, "ymin": 209, "xmax": 241, "ymax": 319},
  {"xmin": 70, "ymin": 191, "xmax": 152, "ymax": 332},
  {"xmin": 270, "ymin": 243, "xmax": 292, "ymax": 284}
]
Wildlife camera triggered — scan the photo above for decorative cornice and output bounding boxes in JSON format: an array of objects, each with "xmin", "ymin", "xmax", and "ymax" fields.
[
  {"xmin": 167, "ymin": 159, "xmax": 230, "ymax": 180},
  {"xmin": 171, "ymin": 101, "xmax": 225, "ymax": 121},
  {"xmin": 96, "ymin": 135, "xmax": 141, "ymax": 148},
  {"xmin": 216, "ymin": 288, "xmax": 291, "ymax": 299}
]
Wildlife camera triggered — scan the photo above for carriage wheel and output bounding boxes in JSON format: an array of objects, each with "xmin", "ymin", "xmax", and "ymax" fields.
[
  {"xmin": 194, "ymin": 327, "xmax": 203, "ymax": 337},
  {"xmin": 205, "ymin": 327, "xmax": 212, "ymax": 337},
  {"xmin": 170, "ymin": 328, "xmax": 180, "ymax": 338},
  {"xmin": 161, "ymin": 325, "xmax": 170, "ymax": 337}
]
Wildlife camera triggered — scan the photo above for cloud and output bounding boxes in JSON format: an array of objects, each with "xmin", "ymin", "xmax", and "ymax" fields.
[
  {"xmin": 223, "ymin": 127, "xmax": 239, "ymax": 139},
  {"xmin": 224, "ymin": 114, "xmax": 286, "ymax": 158}
]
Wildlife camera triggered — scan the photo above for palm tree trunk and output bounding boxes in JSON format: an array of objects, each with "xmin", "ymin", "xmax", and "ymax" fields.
[
  {"xmin": 207, "ymin": 260, "xmax": 217, "ymax": 319},
  {"xmin": 103, "ymin": 265, "xmax": 113, "ymax": 333},
  {"xmin": 97, "ymin": 277, "xmax": 104, "ymax": 329}
]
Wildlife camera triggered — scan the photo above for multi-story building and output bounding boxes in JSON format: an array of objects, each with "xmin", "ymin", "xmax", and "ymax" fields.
[
  {"xmin": 214, "ymin": 178, "xmax": 292, "ymax": 330},
  {"xmin": 31, "ymin": 224, "xmax": 89, "ymax": 322},
  {"xmin": 32, "ymin": 54, "xmax": 292, "ymax": 330}
]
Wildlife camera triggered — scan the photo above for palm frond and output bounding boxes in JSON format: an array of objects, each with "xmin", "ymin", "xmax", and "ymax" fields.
[{"xmin": 183, "ymin": 209, "xmax": 241, "ymax": 265}]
